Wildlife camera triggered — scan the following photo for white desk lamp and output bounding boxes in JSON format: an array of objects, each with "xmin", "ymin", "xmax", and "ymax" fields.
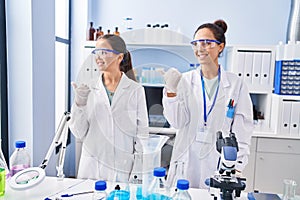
[{"xmin": 9, "ymin": 111, "xmax": 71, "ymax": 190}]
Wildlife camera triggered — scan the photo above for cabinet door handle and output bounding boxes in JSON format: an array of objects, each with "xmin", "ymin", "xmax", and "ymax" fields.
[
  {"xmin": 259, "ymin": 156, "xmax": 264, "ymax": 160},
  {"xmin": 287, "ymin": 145, "xmax": 292, "ymax": 149}
]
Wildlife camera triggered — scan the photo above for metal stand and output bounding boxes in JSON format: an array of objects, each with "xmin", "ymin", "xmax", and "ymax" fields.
[{"xmin": 39, "ymin": 111, "xmax": 71, "ymax": 179}]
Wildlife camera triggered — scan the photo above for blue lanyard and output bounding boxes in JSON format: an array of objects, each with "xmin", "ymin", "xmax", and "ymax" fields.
[{"xmin": 200, "ymin": 67, "xmax": 220, "ymax": 127}]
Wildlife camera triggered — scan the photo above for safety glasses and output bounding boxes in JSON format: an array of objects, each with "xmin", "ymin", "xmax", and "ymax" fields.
[
  {"xmin": 91, "ymin": 48, "xmax": 120, "ymax": 58},
  {"xmin": 190, "ymin": 39, "xmax": 221, "ymax": 50}
]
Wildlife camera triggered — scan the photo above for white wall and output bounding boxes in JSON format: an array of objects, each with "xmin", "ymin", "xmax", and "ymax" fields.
[
  {"xmin": 90, "ymin": 0, "xmax": 290, "ymax": 45},
  {"xmin": 6, "ymin": 0, "xmax": 56, "ymax": 175}
]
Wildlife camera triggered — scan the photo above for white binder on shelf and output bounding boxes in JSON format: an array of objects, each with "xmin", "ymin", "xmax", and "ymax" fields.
[
  {"xmin": 260, "ymin": 53, "xmax": 271, "ymax": 86},
  {"xmin": 236, "ymin": 51, "xmax": 245, "ymax": 78},
  {"xmin": 244, "ymin": 52, "xmax": 253, "ymax": 86},
  {"xmin": 290, "ymin": 101, "xmax": 300, "ymax": 136},
  {"xmin": 280, "ymin": 101, "xmax": 292, "ymax": 135},
  {"xmin": 252, "ymin": 53, "xmax": 262, "ymax": 85}
]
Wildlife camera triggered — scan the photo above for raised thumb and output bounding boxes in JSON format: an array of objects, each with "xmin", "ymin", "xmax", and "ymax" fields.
[{"xmin": 71, "ymin": 82, "xmax": 77, "ymax": 90}]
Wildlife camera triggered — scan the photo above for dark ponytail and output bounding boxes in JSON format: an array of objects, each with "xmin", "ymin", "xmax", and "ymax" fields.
[
  {"xmin": 98, "ymin": 34, "xmax": 136, "ymax": 81},
  {"xmin": 120, "ymin": 51, "xmax": 136, "ymax": 81}
]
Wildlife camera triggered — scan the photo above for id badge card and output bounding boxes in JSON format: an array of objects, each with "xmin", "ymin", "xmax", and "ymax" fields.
[{"xmin": 196, "ymin": 126, "xmax": 209, "ymax": 142}]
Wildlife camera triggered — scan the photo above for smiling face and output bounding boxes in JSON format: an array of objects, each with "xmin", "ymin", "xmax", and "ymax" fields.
[
  {"xmin": 94, "ymin": 38, "xmax": 123, "ymax": 71},
  {"xmin": 193, "ymin": 28, "xmax": 224, "ymax": 67}
]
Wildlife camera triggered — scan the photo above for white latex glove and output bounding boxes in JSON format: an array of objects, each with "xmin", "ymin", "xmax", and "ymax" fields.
[
  {"xmin": 163, "ymin": 68, "xmax": 182, "ymax": 93},
  {"xmin": 71, "ymin": 82, "xmax": 91, "ymax": 107}
]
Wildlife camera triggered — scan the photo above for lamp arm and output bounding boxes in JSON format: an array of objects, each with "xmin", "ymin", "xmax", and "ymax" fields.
[{"xmin": 39, "ymin": 111, "xmax": 71, "ymax": 170}]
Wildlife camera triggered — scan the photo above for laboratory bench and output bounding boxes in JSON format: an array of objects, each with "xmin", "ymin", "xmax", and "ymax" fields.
[
  {"xmin": 150, "ymin": 127, "xmax": 300, "ymax": 195},
  {"xmin": 2, "ymin": 176, "xmax": 251, "ymax": 200}
]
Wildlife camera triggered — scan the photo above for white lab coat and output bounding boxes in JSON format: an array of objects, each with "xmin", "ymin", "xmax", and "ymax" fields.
[
  {"xmin": 69, "ymin": 72, "xmax": 149, "ymax": 182},
  {"xmin": 163, "ymin": 66, "xmax": 253, "ymax": 188}
]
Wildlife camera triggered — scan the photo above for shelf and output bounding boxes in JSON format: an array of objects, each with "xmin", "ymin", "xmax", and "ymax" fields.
[
  {"xmin": 84, "ymin": 40, "xmax": 191, "ymax": 48},
  {"xmin": 142, "ymin": 83, "xmax": 165, "ymax": 87}
]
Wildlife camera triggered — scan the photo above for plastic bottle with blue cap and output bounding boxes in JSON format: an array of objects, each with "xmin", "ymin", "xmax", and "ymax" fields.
[
  {"xmin": 147, "ymin": 167, "xmax": 171, "ymax": 200},
  {"xmin": 9, "ymin": 141, "xmax": 31, "ymax": 176},
  {"xmin": 93, "ymin": 180, "xmax": 108, "ymax": 200},
  {"xmin": 171, "ymin": 179, "xmax": 192, "ymax": 200}
]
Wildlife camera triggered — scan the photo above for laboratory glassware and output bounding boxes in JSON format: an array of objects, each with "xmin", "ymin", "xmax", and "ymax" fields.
[
  {"xmin": 9, "ymin": 141, "xmax": 31, "ymax": 176},
  {"xmin": 0, "ymin": 139, "xmax": 9, "ymax": 196},
  {"xmin": 170, "ymin": 161, "xmax": 185, "ymax": 189},
  {"xmin": 282, "ymin": 179, "xmax": 297, "ymax": 200},
  {"xmin": 137, "ymin": 134, "xmax": 169, "ymax": 198},
  {"xmin": 147, "ymin": 167, "xmax": 171, "ymax": 200},
  {"xmin": 87, "ymin": 22, "xmax": 96, "ymax": 41},
  {"xmin": 93, "ymin": 180, "xmax": 108, "ymax": 200},
  {"xmin": 172, "ymin": 179, "xmax": 192, "ymax": 200}
]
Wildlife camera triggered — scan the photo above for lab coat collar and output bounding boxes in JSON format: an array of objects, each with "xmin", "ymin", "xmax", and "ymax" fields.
[
  {"xmin": 91, "ymin": 71, "xmax": 132, "ymax": 108},
  {"xmin": 110, "ymin": 72, "xmax": 131, "ymax": 107},
  {"xmin": 93, "ymin": 71, "xmax": 130, "ymax": 89},
  {"xmin": 192, "ymin": 65, "xmax": 230, "ymax": 87}
]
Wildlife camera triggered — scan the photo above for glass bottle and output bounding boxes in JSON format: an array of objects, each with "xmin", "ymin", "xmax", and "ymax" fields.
[
  {"xmin": 88, "ymin": 21, "xmax": 96, "ymax": 41},
  {"xmin": 114, "ymin": 27, "xmax": 120, "ymax": 36},
  {"xmin": 172, "ymin": 179, "xmax": 192, "ymax": 200},
  {"xmin": 0, "ymin": 139, "xmax": 8, "ymax": 196},
  {"xmin": 92, "ymin": 180, "xmax": 108, "ymax": 200},
  {"xmin": 9, "ymin": 141, "xmax": 31, "ymax": 176},
  {"xmin": 96, "ymin": 26, "xmax": 104, "ymax": 39},
  {"xmin": 107, "ymin": 29, "xmax": 111, "ymax": 35},
  {"xmin": 147, "ymin": 167, "xmax": 171, "ymax": 200}
]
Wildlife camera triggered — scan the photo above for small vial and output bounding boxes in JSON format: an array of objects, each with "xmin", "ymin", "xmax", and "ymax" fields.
[
  {"xmin": 92, "ymin": 180, "xmax": 108, "ymax": 200},
  {"xmin": 107, "ymin": 29, "xmax": 111, "ymax": 34},
  {"xmin": 114, "ymin": 27, "xmax": 120, "ymax": 36},
  {"xmin": 96, "ymin": 26, "xmax": 104, "ymax": 40}
]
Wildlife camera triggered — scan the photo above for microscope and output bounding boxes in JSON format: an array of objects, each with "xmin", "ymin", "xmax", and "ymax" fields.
[{"xmin": 206, "ymin": 131, "xmax": 246, "ymax": 200}]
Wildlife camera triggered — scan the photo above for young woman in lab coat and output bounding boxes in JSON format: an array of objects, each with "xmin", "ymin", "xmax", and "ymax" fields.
[
  {"xmin": 163, "ymin": 20, "xmax": 254, "ymax": 188},
  {"xmin": 69, "ymin": 34, "xmax": 149, "ymax": 182}
]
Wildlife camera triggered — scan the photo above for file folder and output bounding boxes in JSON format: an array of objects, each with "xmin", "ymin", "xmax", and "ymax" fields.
[
  {"xmin": 237, "ymin": 51, "xmax": 245, "ymax": 78},
  {"xmin": 260, "ymin": 53, "xmax": 271, "ymax": 86},
  {"xmin": 252, "ymin": 52, "xmax": 262, "ymax": 85},
  {"xmin": 280, "ymin": 101, "xmax": 292, "ymax": 135},
  {"xmin": 244, "ymin": 52, "xmax": 253, "ymax": 85},
  {"xmin": 290, "ymin": 101, "xmax": 300, "ymax": 136}
]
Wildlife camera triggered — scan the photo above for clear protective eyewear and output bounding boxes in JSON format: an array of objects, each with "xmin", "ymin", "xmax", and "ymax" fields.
[
  {"xmin": 190, "ymin": 39, "xmax": 221, "ymax": 50},
  {"xmin": 91, "ymin": 48, "xmax": 120, "ymax": 58}
]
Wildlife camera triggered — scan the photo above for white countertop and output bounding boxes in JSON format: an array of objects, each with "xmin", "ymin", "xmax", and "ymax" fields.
[
  {"xmin": 149, "ymin": 127, "xmax": 300, "ymax": 140},
  {"xmin": 2, "ymin": 176, "xmax": 251, "ymax": 200}
]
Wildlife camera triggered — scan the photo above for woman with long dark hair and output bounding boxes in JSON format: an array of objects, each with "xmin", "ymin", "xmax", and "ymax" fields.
[{"xmin": 69, "ymin": 34, "xmax": 148, "ymax": 182}]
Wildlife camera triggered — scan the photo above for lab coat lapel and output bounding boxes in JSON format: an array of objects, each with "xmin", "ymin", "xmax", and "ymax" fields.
[
  {"xmin": 92, "ymin": 73, "xmax": 111, "ymax": 108},
  {"xmin": 218, "ymin": 67, "xmax": 230, "ymax": 101},
  {"xmin": 110, "ymin": 73, "xmax": 131, "ymax": 109}
]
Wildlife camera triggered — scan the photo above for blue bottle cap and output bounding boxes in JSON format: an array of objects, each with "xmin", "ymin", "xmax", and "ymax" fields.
[
  {"xmin": 153, "ymin": 167, "xmax": 166, "ymax": 177},
  {"xmin": 15, "ymin": 141, "xmax": 26, "ymax": 148},
  {"xmin": 95, "ymin": 180, "xmax": 107, "ymax": 191},
  {"xmin": 177, "ymin": 179, "xmax": 189, "ymax": 190}
]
